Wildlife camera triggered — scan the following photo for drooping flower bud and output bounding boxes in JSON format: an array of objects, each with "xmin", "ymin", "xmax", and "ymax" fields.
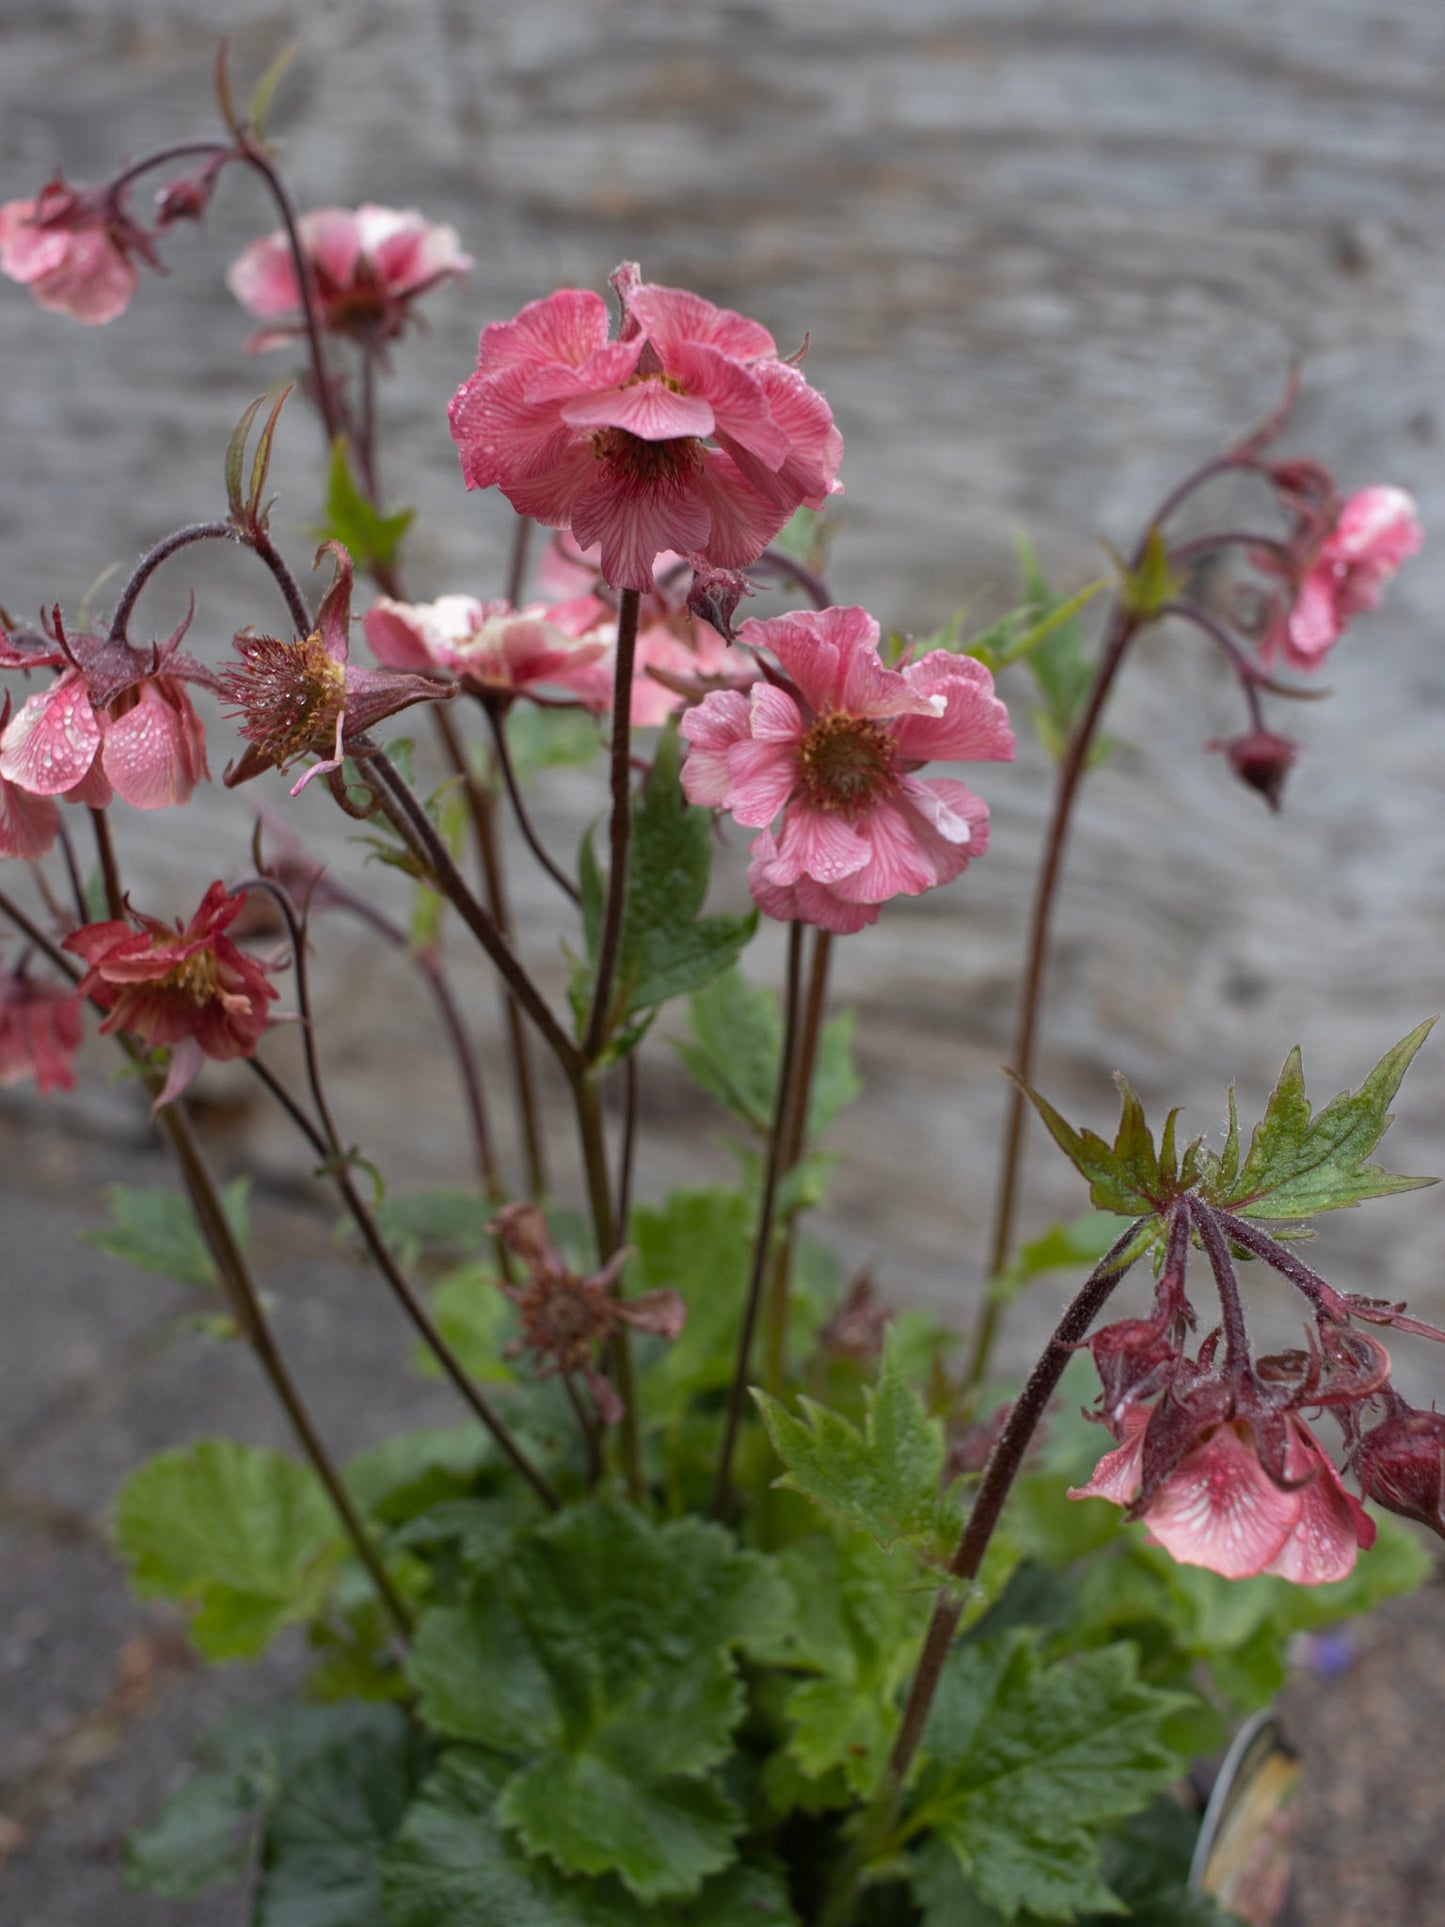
[
  {"xmin": 1352, "ymin": 1402, "xmax": 1445, "ymax": 1537},
  {"xmin": 1208, "ymin": 728, "xmax": 1297, "ymax": 812}
]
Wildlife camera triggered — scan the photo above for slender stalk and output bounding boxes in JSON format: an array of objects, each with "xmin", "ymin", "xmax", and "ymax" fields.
[
  {"xmin": 431, "ymin": 705, "xmax": 552, "ymax": 1192},
  {"xmin": 236, "ymin": 875, "xmax": 560, "ymax": 1510},
  {"xmin": 1190, "ymin": 1199, "xmax": 1252, "ymax": 1371},
  {"xmin": 505, "ymin": 515, "xmax": 533, "ymax": 608},
  {"xmin": 106, "ymin": 521, "xmax": 233, "ymax": 646},
  {"xmin": 617, "ymin": 1055, "xmax": 640, "ymax": 1242},
  {"xmin": 157, "ymin": 1098, "xmax": 413, "ymax": 1638},
  {"xmin": 89, "ymin": 809, "xmax": 124, "ymax": 919},
  {"xmin": 364, "ymin": 748, "xmax": 580, "ymax": 1075},
  {"xmin": 562, "ymin": 1369, "xmax": 603, "ymax": 1487},
  {"xmin": 583, "ymin": 587, "xmax": 642, "ymax": 1062},
  {"xmin": 821, "ymin": 1220, "xmax": 1149, "ymax": 1926},
  {"xmin": 763, "ymin": 926, "xmax": 833, "ymax": 1393},
  {"xmin": 572, "ymin": 1067, "xmax": 642, "ymax": 1497},
  {"xmin": 108, "ymin": 139, "xmax": 233, "ymax": 197},
  {"xmin": 963, "ymin": 607, "xmax": 1140, "ymax": 1390},
  {"xmin": 754, "ymin": 546, "xmax": 833, "ymax": 611},
  {"xmin": 483, "ymin": 700, "xmax": 581, "ymax": 905},
  {"xmin": 712, "ymin": 923, "xmax": 805, "ymax": 1518}
]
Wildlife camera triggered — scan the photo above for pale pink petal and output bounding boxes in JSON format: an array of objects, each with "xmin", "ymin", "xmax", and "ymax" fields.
[
  {"xmin": 1281, "ymin": 573, "xmax": 1341, "ymax": 666},
  {"xmin": 827, "ymin": 800, "xmax": 937, "ymax": 903},
  {"xmin": 448, "ymin": 365, "xmax": 579, "ymax": 491},
  {"xmin": 503, "ymin": 442, "xmax": 611, "ymax": 530},
  {"xmin": 840, "ymin": 631, "xmax": 942, "ymax": 721},
  {"xmin": 570, "ymin": 470, "xmax": 712, "ymax": 596},
  {"xmin": 1331, "ymin": 485, "xmax": 1423, "ymax": 569},
  {"xmin": 297, "ymin": 208, "xmax": 363, "ymax": 291},
  {"xmin": 29, "ymin": 229, "xmax": 137, "ymax": 325},
  {"xmin": 63, "ymin": 757, "xmax": 114, "ymax": 809},
  {"xmin": 363, "ymin": 600, "xmax": 448, "ymax": 672},
  {"xmin": 722, "ymin": 358, "xmax": 844, "ymax": 508},
  {"xmin": 1261, "ymin": 1420, "xmax": 1376, "ymax": 1586},
  {"xmin": 747, "ymin": 681, "xmax": 806, "ymax": 745},
  {"xmin": 738, "ymin": 612, "xmax": 843, "ymax": 714},
  {"xmin": 154, "ymin": 1034, "xmax": 205, "ymax": 1111},
  {"xmin": 723, "ymin": 738, "xmax": 799, "ymax": 826},
  {"xmin": 475, "ymin": 287, "xmax": 612, "ymax": 374},
  {"xmin": 767, "ymin": 801, "xmax": 871, "ymax": 885},
  {"xmin": 1141, "ymin": 1424, "xmax": 1301, "ymax": 1580},
  {"xmin": 101, "ymin": 683, "xmax": 206, "ymax": 810},
  {"xmin": 892, "ymin": 653, "xmax": 1017, "ymax": 763},
  {"xmin": 0, "ymin": 671, "xmax": 103, "ymax": 796},
  {"xmin": 665, "ymin": 342, "xmax": 789, "ymax": 467},
  {"xmin": 895, "ymin": 778, "xmax": 989, "ymax": 887},
  {"xmin": 225, "ymin": 232, "xmax": 300, "ymax": 318},
  {"xmin": 625, "ymin": 282, "xmax": 777, "ymax": 363},
  {"xmin": 559, "ymin": 380, "xmax": 715, "ymax": 441},
  {"xmin": 689, "ymin": 451, "xmax": 795, "ymax": 569},
  {"xmin": 791, "ymin": 874, "xmax": 880, "ymax": 934},
  {"xmin": 0, "ymin": 775, "xmax": 58, "ymax": 858},
  {"xmin": 521, "ymin": 340, "xmax": 643, "ymax": 405},
  {"xmin": 1068, "ymin": 1405, "xmax": 1150, "ymax": 1505},
  {"xmin": 680, "ymin": 689, "xmax": 753, "ymax": 805}
]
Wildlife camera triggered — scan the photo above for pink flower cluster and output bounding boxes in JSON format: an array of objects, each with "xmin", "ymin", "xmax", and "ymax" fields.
[
  {"xmin": 1260, "ymin": 482, "xmax": 1422, "ymax": 673},
  {"xmin": 0, "ymin": 176, "xmax": 158, "ymax": 325},
  {"xmin": 228, "ymin": 204, "xmax": 472, "ymax": 349},
  {"xmin": 448, "ymin": 263, "xmax": 842, "ymax": 592},
  {"xmin": 681, "ymin": 606, "xmax": 1013, "ymax": 933}
]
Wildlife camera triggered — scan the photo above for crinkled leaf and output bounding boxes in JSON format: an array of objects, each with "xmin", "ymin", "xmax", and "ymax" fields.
[
  {"xmin": 753, "ymin": 1328, "xmax": 957, "ymax": 1560},
  {"xmin": 115, "ymin": 1441, "xmax": 341, "ymax": 1659},
  {"xmin": 407, "ymin": 1500, "xmax": 788, "ymax": 1899},
  {"xmin": 255, "ymin": 1707, "xmax": 425, "ymax": 1927},
  {"xmin": 85, "ymin": 1180, "xmax": 250, "ymax": 1291},
  {"xmin": 382, "ymin": 1752, "xmax": 798, "ymax": 1926},
  {"xmin": 1202, "ymin": 1022, "xmax": 1437, "ymax": 1220},
  {"xmin": 1020, "ymin": 1073, "xmax": 1170, "ymax": 1216},
  {"xmin": 315, "ymin": 436, "xmax": 414, "ymax": 570},
  {"xmin": 345, "ymin": 1424, "xmax": 495, "ymax": 1525},
  {"xmin": 677, "ymin": 967, "xmax": 860, "ymax": 1139},
  {"xmin": 630, "ymin": 1187, "xmax": 751, "ymax": 1409},
  {"xmin": 576, "ymin": 723, "xmax": 756, "ymax": 1046},
  {"xmin": 914, "ymin": 1633, "xmax": 1188, "ymax": 1920}
]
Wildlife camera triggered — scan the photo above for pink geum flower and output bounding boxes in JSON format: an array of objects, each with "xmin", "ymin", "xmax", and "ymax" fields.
[
  {"xmin": 363, "ymin": 594, "xmax": 611, "ymax": 707},
  {"xmin": 0, "ymin": 695, "xmax": 59, "ymax": 858},
  {"xmin": 1260, "ymin": 484, "xmax": 1422, "ymax": 672},
  {"xmin": 680, "ymin": 606, "xmax": 1014, "ymax": 933},
  {"xmin": 1070, "ymin": 1404, "xmax": 1375, "ymax": 1585},
  {"xmin": 63, "ymin": 881, "xmax": 277, "ymax": 1107},
  {"xmin": 0, "ymin": 609, "xmax": 211, "ymax": 811},
  {"xmin": 0, "ymin": 175, "xmax": 159, "ymax": 325},
  {"xmin": 220, "ymin": 544, "xmax": 455, "ymax": 792},
  {"xmin": 448, "ymin": 261, "xmax": 843, "ymax": 593},
  {"xmin": 227, "ymin": 204, "xmax": 472, "ymax": 349},
  {"xmin": 0, "ymin": 968, "xmax": 81, "ymax": 1093}
]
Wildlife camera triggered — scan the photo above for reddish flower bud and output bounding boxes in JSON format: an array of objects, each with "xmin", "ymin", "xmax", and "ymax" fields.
[
  {"xmin": 1208, "ymin": 728, "xmax": 1297, "ymax": 812},
  {"xmin": 1352, "ymin": 1404, "xmax": 1445, "ymax": 1538}
]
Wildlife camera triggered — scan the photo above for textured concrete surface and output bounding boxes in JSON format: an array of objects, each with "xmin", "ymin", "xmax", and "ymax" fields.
[{"xmin": 3, "ymin": 2, "xmax": 1445, "ymax": 1920}]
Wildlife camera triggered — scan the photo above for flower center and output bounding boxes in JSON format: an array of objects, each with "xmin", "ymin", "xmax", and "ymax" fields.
[
  {"xmin": 160, "ymin": 948, "xmax": 222, "ymax": 1005},
  {"xmin": 221, "ymin": 631, "xmax": 346, "ymax": 768},
  {"xmin": 593, "ymin": 425, "xmax": 704, "ymax": 492},
  {"xmin": 798, "ymin": 710, "xmax": 900, "ymax": 816}
]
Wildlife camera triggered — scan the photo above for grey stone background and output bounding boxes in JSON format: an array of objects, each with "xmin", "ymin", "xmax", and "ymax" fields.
[{"xmin": 2, "ymin": 2, "xmax": 1444, "ymax": 1920}]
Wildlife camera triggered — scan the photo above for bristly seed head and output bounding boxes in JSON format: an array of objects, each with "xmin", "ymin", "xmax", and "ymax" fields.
[
  {"xmin": 220, "ymin": 632, "xmax": 345, "ymax": 769},
  {"xmin": 798, "ymin": 709, "xmax": 900, "ymax": 816}
]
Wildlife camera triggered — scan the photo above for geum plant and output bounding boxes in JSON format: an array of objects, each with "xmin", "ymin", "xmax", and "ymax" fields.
[{"xmin": 0, "ymin": 44, "xmax": 1437, "ymax": 1927}]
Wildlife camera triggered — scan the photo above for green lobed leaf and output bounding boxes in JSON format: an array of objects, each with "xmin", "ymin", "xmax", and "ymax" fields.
[
  {"xmin": 630, "ymin": 1187, "xmax": 751, "ymax": 1410},
  {"xmin": 382, "ymin": 1751, "xmax": 799, "ymax": 1926},
  {"xmin": 345, "ymin": 1424, "xmax": 496, "ymax": 1525},
  {"xmin": 912, "ymin": 1632, "xmax": 1190, "ymax": 1920},
  {"xmin": 753, "ymin": 1328, "xmax": 958, "ymax": 1560},
  {"xmin": 115, "ymin": 1441, "xmax": 341, "ymax": 1659},
  {"xmin": 677, "ymin": 967, "xmax": 861, "ymax": 1139},
  {"xmin": 1202, "ymin": 1021, "xmax": 1437, "ymax": 1220},
  {"xmin": 1020, "ymin": 1073, "xmax": 1174, "ymax": 1217},
  {"xmin": 85, "ymin": 1180, "xmax": 250, "ymax": 1291},
  {"xmin": 315, "ymin": 437, "xmax": 414, "ymax": 571},
  {"xmin": 407, "ymin": 1499, "xmax": 789, "ymax": 1900}
]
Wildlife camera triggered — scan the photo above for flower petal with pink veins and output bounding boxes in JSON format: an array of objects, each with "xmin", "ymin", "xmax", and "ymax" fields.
[
  {"xmin": 1333, "ymin": 485, "xmax": 1423, "ymax": 568},
  {"xmin": 448, "ymin": 365, "xmax": 580, "ymax": 491},
  {"xmin": 828, "ymin": 800, "xmax": 939, "ymax": 904},
  {"xmin": 625, "ymin": 282, "xmax": 777, "ymax": 364},
  {"xmin": 897, "ymin": 778, "xmax": 990, "ymax": 887},
  {"xmin": 666, "ymin": 342, "xmax": 789, "ymax": 467},
  {"xmin": 0, "ymin": 671, "xmax": 102, "ymax": 796},
  {"xmin": 891, "ymin": 653, "xmax": 1017, "ymax": 763},
  {"xmin": 0, "ymin": 775, "xmax": 58, "ymax": 859},
  {"xmin": 570, "ymin": 469, "xmax": 712, "ymax": 596},
  {"xmin": 690, "ymin": 451, "xmax": 794, "ymax": 569},
  {"xmin": 723, "ymin": 737, "xmax": 799, "ymax": 826},
  {"xmin": 1141, "ymin": 1423, "xmax": 1301, "ymax": 1579},
  {"xmin": 1069, "ymin": 1405, "xmax": 1150, "ymax": 1505},
  {"xmin": 363, "ymin": 600, "xmax": 452, "ymax": 672},
  {"xmin": 766, "ymin": 802, "xmax": 871, "ymax": 885},
  {"xmin": 33, "ymin": 230, "xmax": 137, "ymax": 325},
  {"xmin": 503, "ymin": 443, "xmax": 611, "ymax": 530},
  {"xmin": 521, "ymin": 340, "xmax": 643, "ymax": 406},
  {"xmin": 476, "ymin": 287, "xmax": 613, "ymax": 374},
  {"xmin": 680, "ymin": 690, "xmax": 753, "ymax": 805},
  {"xmin": 1261, "ymin": 1419, "xmax": 1376, "ymax": 1585},
  {"xmin": 723, "ymin": 359, "xmax": 844, "ymax": 507},
  {"xmin": 102, "ymin": 684, "xmax": 206, "ymax": 810},
  {"xmin": 840, "ymin": 636, "xmax": 942, "ymax": 721},
  {"xmin": 63, "ymin": 758, "xmax": 114, "ymax": 810},
  {"xmin": 559, "ymin": 379, "xmax": 716, "ymax": 441},
  {"xmin": 747, "ymin": 682, "xmax": 806, "ymax": 745}
]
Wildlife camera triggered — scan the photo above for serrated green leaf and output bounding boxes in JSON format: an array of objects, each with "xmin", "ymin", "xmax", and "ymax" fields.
[
  {"xmin": 577, "ymin": 723, "xmax": 756, "ymax": 1048},
  {"xmin": 1203, "ymin": 1022, "xmax": 1437, "ymax": 1220},
  {"xmin": 255, "ymin": 1707, "xmax": 424, "ymax": 1927},
  {"xmin": 912, "ymin": 1634, "xmax": 1189, "ymax": 1920},
  {"xmin": 407, "ymin": 1499, "xmax": 788, "ymax": 1899},
  {"xmin": 631, "ymin": 1187, "xmax": 751, "ymax": 1410},
  {"xmin": 754, "ymin": 1328, "xmax": 958, "ymax": 1559},
  {"xmin": 84, "ymin": 1180, "xmax": 250, "ymax": 1291},
  {"xmin": 383, "ymin": 1752, "xmax": 798, "ymax": 1926},
  {"xmin": 115, "ymin": 1441, "xmax": 341, "ymax": 1659},
  {"xmin": 1021, "ymin": 1074, "xmax": 1167, "ymax": 1217},
  {"xmin": 678, "ymin": 967, "xmax": 860, "ymax": 1140},
  {"xmin": 345, "ymin": 1424, "xmax": 494, "ymax": 1524},
  {"xmin": 314, "ymin": 437, "xmax": 414, "ymax": 571}
]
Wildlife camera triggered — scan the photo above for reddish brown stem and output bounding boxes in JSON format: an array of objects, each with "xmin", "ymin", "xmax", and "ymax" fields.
[{"xmin": 583, "ymin": 588, "xmax": 642, "ymax": 1062}]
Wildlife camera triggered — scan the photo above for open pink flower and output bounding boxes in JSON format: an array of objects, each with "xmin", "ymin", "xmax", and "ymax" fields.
[
  {"xmin": 363, "ymin": 594, "xmax": 611, "ymax": 707},
  {"xmin": 680, "ymin": 606, "xmax": 1013, "ymax": 933},
  {"xmin": 0, "ymin": 176, "xmax": 157, "ymax": 325},
  {"xmin": 1070, "ymin": 1404, "xmax": 1376, "ymax": 1584},
  {"xmin": 1260, "ymin": 485, "xmax": 1422, "ymax": 671},
  {"xmin": 227, "ymin": 204, "xmax": 471, "ymax": 349},
  {"xmin": 448, "ymin": 262, "xmax": 843, "ymax": 593},
  {"xmin": 0, "ymin": 970, "xmax": 81, "ymax": 1093},
  {"xmin": 220, "ymin": 545, "xmax": 454, "ymax": 792},
  {"xmin": 63, "ymin": 881, "xmax": 277, "ymax": 1108},
  {"xmin": 0, "ymin": 611, "xmax": 210, "ymax": 811}
]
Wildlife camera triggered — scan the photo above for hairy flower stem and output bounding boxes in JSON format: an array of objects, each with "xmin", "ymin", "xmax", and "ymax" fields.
[
  {"xmin": 505, "ymin": 513, "xmax": 533, "ymax": 609},
  {"xmin": 106, "ymin": 520, "xmax": 232, "ymax": 646},
  {"xmin": 89, "ymin": 807, "xmax": 125, "ymax": 920},
  {"xmin": 825, "ymin": 1222, "xmax": 1147, "ymax": 1926},
  {"xmin": 237, "ymin": 876, "xmax": 559, "ymax": 1510},
  {"xmin": 1190, "ymin": 1198, "xmax": 1253, "ymax": 1372},
  {"xmin": 572, "ymin": 1067, "xmax": 643, "ymax": 1500},
  {"xmin": 583, "ymin": 587, "xmax": 642, "ymax": 1062},
  {"xmin": 763, "ymin": 926, "xmax": 834, "ymax": 1394},
  {"xmin": 712, "ymin": 922, "xmax": 805, "ymax": 1519},
  {"xmin": 482, "ymin": 700, "xmax": 581, "ymax": 905},
  {"xmin": 432, "ymin": 705, "xmax": 550, "ymax": 1193},
  {"xmin": 364, "ymin": 748, "xmax": 580, "ymax": 1075}
]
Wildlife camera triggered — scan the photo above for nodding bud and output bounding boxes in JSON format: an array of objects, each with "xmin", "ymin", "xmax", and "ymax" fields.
[
  {"xmin": 1352, "ymin": 1403, "xmax": 1445, "ymax": 1538},
  {"xmin": 154, "ymin": 157, "xmax": 225, "ymax": 229},
  {"xmin": 1209, "ymin": 728, "xmax": 1297, "ymax": 812},
  {"xmin": 686, "ymin": 563, "xmax": 754, "ymax": 642}
]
